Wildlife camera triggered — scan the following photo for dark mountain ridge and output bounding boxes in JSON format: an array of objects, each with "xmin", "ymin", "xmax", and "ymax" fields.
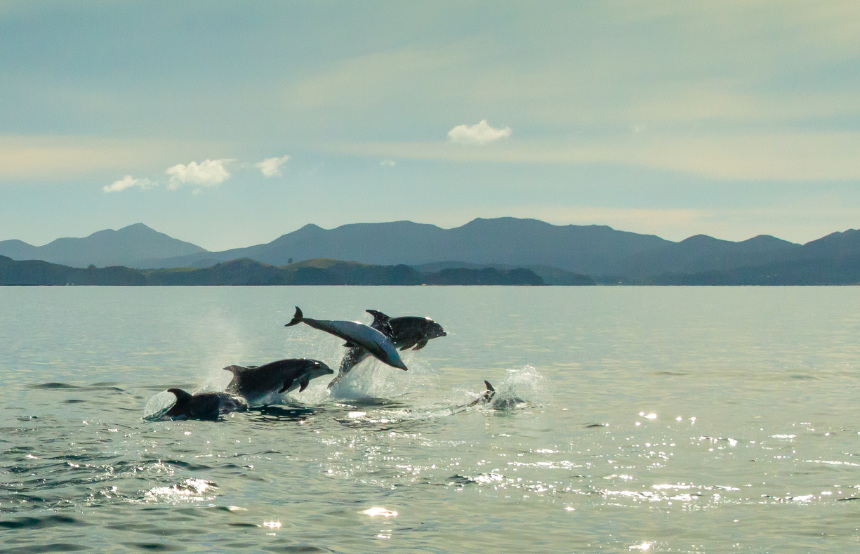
[
  {"xmin": 0, "ymin": 223, "xmax": 204, "ymax": 268},
  {"xmin": 2, "ymin": 217, "xmax": 859, "ymax": 283}
]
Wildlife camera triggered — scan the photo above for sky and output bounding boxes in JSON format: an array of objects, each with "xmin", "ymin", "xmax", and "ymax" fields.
[{"xmin": 1, "ymin": 1, "xmax": 859, "ymax": 251}]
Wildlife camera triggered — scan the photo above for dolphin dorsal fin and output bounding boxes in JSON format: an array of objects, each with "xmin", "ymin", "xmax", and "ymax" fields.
[
  {"xmin": 484, "ymin": 381, "xmax": 495, "ymax": 392},
  {"xmin": 366, "ymin": 309, "xmax": 393, "ymax": 336},
  {"xmin": 366, "ymin": 309, "xmax": 391, "ymax": 324},
  {"xmin": 167, "ymin": 388, "xmax": 192, "ymax": 401}
]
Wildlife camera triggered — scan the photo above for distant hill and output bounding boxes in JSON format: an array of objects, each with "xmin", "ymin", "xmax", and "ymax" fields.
[
  {"xmin": 0, "ymin": 223, "xmax": 205, "ymax": 268},
  {"xmin": 0, "ymin": 256, "xmax": 546, "ymax": 286},
  {"xmin": 3, "ymin": 217, "xmax": 860, "ymax": 284},
  {"xmin": 148, "ymin": 217, "xmax": 673, "ymax": 275},
  {"xmin": 622, "ymin": 234, "xmax": 800, "ymax": 279},
  {"xmin": 412, "ymin": 261, "xmax": 597, "ymax": 285}
]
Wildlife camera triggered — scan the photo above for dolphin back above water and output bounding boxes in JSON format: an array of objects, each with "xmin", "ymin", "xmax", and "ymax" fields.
[
  {"xmin": 224, "ymin": 358, "xmax": 333, "ymax": 404},
  {"xmin": 164, "ymin": 388, "xmax": 248, "ymax": 421},
  {"xmin": 285, "ymin": 306, "xmax": 408, "ymax": 371},
  {"xmin": 467, "ymin": 380, "xmax": 497, "ymax": 407}
]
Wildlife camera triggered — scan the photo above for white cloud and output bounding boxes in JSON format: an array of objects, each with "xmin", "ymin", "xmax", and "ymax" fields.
[
  {"xmin": 256, "ymin": 155, "xmax": 291, "ymax": 177},
  {"xmin": 380, "ymin": 159, "xmax": 396, "ymax": 167},
  {"xmin": 330, "ymin": 129, "xmax": 860, "ymax": 182},
  {"xmin": 448, "ymin": 120, "xmax": 512, "ymax": 145},
  {"xmin": 103, "ymin": 175, "xmax": 158, "ymax": 193},
  {"xmin": 165, "ymin": 159, "xmax": 232, "ymax": 190}
]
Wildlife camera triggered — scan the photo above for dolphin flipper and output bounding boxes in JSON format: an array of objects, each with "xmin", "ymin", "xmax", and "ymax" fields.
[
  {"xmin": 413, "ymin": 338, "xmax": 429, "ymax": 351},
  {"xmin": 278, "ymin": 379, "xmax": 295, "ymax": 394},
  {"xmin": 299, "ymin": 378, "xmax": 309, "ymax": 392}
]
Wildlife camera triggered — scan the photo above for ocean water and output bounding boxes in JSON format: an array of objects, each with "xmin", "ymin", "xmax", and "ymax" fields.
[{"xmin": 2, "ymin": 286, "xmax": 860, "ymax": 552}]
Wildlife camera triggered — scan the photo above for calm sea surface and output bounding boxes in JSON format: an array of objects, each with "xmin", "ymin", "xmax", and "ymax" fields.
[{"xmin": 2, "ymin": 286, "xmax": 860, "ymax": 552}]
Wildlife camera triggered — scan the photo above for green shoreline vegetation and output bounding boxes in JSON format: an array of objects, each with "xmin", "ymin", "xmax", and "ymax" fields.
[
  {"xmin": 3, "ymin": 254, "xmax": 859, "ymax": 286},
  {"xmin": 0, "ymin": 256, "xmax": 554, "ymax": 286}
]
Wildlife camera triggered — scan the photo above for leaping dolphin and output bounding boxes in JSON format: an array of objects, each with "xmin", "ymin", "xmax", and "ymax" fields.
[
  {"xmin": 331, "ymin": 309, "xmax": 445, "ymax": 386},
  {"xmin": 164, "ymin": 388, "xmax": 248, "ymax": 421},
  {"xmin": 224, "ymin": 358, "xmax": 333, "ymax": 404},
  {"xmin": 285, "ymin": 306, "xmax": 408, "ymax": 371},
  {"xmin": 366, "ymin": 310, "xmax": 446, "ymax": 351}
]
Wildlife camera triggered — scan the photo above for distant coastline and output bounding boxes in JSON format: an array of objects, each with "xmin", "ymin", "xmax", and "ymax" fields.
[
  {"xmin": 2, "ymin": 254, "xmax": 859, "ymax": 286},
  {"xmin": 2, "ymin": 217, "xmax": 859, "ymax": 286},
  {"xmin": 0, "ymin": 256, "xmax": 553, "ymax": 286}
]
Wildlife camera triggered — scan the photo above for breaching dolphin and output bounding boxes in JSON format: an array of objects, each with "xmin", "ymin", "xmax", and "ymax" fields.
[
  {"xmin": 224, "ymin": 358, "xmax": 333, "ymax": 404},
  {"xmin": 164, "ymin": 388, "xmax": 248, "ymax": 421},
  {"xmin": 285, "ymin": 306, "xmax": 407, "ymax": 371},
  {"xmin": 366, "ymin": 310, "xmax": 446, "ymax": 351},
  {"xmin": 331, "ymin": 309, "xmax": 445, "ymax": 386}
]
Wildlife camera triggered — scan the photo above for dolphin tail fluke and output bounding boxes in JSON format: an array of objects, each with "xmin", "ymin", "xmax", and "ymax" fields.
[
  {"xmin": 285, "ymin": 306, "xmax": 303, "ymax": 327},
  {"xmin": 223, "ymin": 365, "xmax": 244, "ymax": 373},
  {"xmin": 327, "ymin": 373, "xmax": 344, "ymax": 388}
]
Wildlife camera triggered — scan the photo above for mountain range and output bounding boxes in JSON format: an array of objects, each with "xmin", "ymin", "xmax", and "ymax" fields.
[{"xmin": 1, "ymin": 218, "xmax": 859, "ymax": 284}]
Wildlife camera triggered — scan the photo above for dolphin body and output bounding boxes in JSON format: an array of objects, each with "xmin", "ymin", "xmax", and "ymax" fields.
[
  {"xmin": 164, "ymin": 388, "xmax": 248, "ymax": 421},
  {"xmin": 330, "ymin": 310, "xmax": 445, "ymax": 387},
  {"xmin": 285, "ymin": 306, "xmax": 407, "ymax": 371},
  {"xmin": 366, "ymin": 310, "xmax": 446, "ymax": 351},
  {"xmin": 224, "ymin": 358, "xmax": 333, "ymax": 404}
]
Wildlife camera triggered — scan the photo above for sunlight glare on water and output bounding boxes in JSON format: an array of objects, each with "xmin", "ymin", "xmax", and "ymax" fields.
[{"xmin": 1, "ymin": 286, "xmax": 860, "ymax": 551}]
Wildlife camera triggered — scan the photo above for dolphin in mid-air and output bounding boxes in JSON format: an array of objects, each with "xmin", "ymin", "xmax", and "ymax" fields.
[
  {"xmin": 331, "ymin": 309, "xmax": 445, "ymax": 386},
  {"xmin": 365, "ymin": 310, "xmax": 446, "ymax": 351},
  {"xmin": 164, "ymin": 388, "xmax": 248, "ymax": 421},
  {"xmin": 224, "ymin": 358, "xmax": 333, "ymax": 404},
  {"xmin": 285, "ymin": 306, "xmax": 407, "ymax": 371}
]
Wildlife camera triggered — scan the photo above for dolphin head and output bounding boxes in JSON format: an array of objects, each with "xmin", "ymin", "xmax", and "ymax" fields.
[
  {"xmin": 425, "ymin": 320, "xmax": 446, "ymax": 339},
  {"xmin": 307, "ymin": 360, "xmax": 334, "ymax": 379}
]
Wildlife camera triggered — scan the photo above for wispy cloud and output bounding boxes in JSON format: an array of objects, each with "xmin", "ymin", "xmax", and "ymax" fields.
[
  {"xmin": 165, "ymin": 159, "xmax": 232, "ymax": 190},
  {"xmin": 448, "ymin": 120, "xmax": 512, "ymax": 145},
  {"xmin": 331, "ymin": 129, "xmax": 860, "ymax": 182},
  {"xmin": 256, "ymin": 155, "xmax": 290, "ymax": 177},
  {"xmin": 103, "ymin": 175, "xmax": 158, "ymax": 193}
]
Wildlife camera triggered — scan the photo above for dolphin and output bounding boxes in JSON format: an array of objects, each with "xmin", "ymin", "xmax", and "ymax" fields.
[
  {"xmin": 447, "ymin": 381, "xmax": 496, "ymax": 414},
  {"xmin": 285, "ymin": 306, "xmax": 407, "ymax": 371},
  {"xmin": 224, "ymin": 358, "xmax": 333, "ymax": 404},
  {"xmin": 466, "ymin": 381, "xmax": 496, "ymax": 407},
  {"xmin": 330, "ymin": 309, "xmax": 445, "ymax": 386},
  {"xmin": 164, "ymin": 388, "xmax": 248, "ymax": 421},
  {"xmin": 366, "ymin": 310, "xmax": 446, "ymax": 351}
]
